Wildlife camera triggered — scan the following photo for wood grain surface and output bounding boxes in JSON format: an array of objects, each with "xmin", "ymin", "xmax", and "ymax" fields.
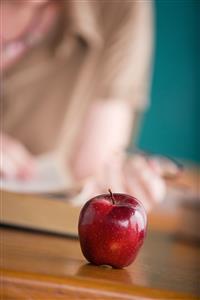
[
  {"xmin": 1, "ymin": 224, "xmax": 199, "ymax": 299},
  {"xmin": 1, "ymin": 168, "xmax": 199, "ymax": 299}
]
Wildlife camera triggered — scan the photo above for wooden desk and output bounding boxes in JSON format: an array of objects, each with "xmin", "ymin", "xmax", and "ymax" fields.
[
  {"xmin": 1, "ymin": 223, "xmax": 199, "ymax": 299},
  {"xmin": 1, "ymin": 168, "xmax": 199, "ymax": 299}
]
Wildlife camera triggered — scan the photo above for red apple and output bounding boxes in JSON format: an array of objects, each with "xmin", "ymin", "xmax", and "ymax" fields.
[{"xmin": 78, "ymin": 190, "xmax": 147, "ymax": 268}]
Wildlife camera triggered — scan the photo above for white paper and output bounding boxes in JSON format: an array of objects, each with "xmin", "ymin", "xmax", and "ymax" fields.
[{"xmin": 0, "ymin": 154, "xmax": 68, "ymax": 194}]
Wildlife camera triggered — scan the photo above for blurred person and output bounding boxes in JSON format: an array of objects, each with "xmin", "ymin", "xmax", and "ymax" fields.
[{"xmin": 1, "ymin": 0, "xmax": 168, "ymax": 211}]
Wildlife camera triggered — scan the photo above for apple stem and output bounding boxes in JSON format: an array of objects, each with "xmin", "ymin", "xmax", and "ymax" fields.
[{"xmin": 108, "ymin": 189, "xmax": 115, "ymax": 204}]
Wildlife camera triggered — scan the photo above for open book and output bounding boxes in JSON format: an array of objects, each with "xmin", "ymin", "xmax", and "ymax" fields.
[
  {"xmin": 0, "ymin": 154, "xmax": 68, "ymax": 194},
  {"xmin": 0, "ymin": 153, "xmax": 91, "ymax": 205},
  {"xmin": 0, "ymin": 154, "xmax": 95, "ymax": 236}
]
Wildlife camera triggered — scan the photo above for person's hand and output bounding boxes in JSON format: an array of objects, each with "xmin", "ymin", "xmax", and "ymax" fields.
[
  {"xmin": 72, "ymin": 153, "xmax": 167, "ymax": 212},
  {"xmin": 0, "ymin": 133, "xmax": 36, "ymax": 180}
]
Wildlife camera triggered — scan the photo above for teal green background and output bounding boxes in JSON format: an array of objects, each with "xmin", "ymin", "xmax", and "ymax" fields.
[{"xmin": 137, "ymin": 0, "xmax": 199, "ymax": 163}]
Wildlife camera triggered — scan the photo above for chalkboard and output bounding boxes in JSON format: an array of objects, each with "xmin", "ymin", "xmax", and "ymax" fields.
[{"xmin": 137, "ymin": 0, "xmax": 199, "ymax": 163}]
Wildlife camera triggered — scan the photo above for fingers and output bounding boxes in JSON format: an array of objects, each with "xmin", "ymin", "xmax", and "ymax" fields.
[
  {"xmin": 124, "ymin": 155, "xmax": 166, "ymax": 211},
  {"xmin": 95, "ymin": 154, "xmax": 166, "ymax": 212},
  {"xmin": 0, "ymin": 154, "xmax": 19, "ymax": 179},
  {"xmin": 100, "ymin": 153, "xmax": 126, "ymax": 193},
  {"xmin": 72, "ymin": 153, "xmax": 167, "ymax": 212},
  {"xmin": 147, "ymin": 156, "xmax": 182, "ymax": 178},
  {"xmin": 124, "ymin": 173, "xmax": 152, "ymax": 212},
  {"xmin": 0, "ymin": 133, "xmax": 36, "ymax": 180}
]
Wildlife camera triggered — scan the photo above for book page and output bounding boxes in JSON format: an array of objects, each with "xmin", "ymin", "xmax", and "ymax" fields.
[{"xmin": 0, "ymin": 154, "xmax": 68, "ymax": 194}]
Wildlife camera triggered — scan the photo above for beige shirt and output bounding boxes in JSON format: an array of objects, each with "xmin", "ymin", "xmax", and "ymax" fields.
[{"xmin": 2, "ymin": 1, "xmax": 153, "ymax": 161}]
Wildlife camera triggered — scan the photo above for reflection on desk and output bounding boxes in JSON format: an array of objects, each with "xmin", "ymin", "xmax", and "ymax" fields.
[
  {"xmin": 1, "ymin": 168, "xmax": 199, "ymax": 299},
  {"xmin": 1, "ymin": 226, "xmax": 199, "ymax": 299}
]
